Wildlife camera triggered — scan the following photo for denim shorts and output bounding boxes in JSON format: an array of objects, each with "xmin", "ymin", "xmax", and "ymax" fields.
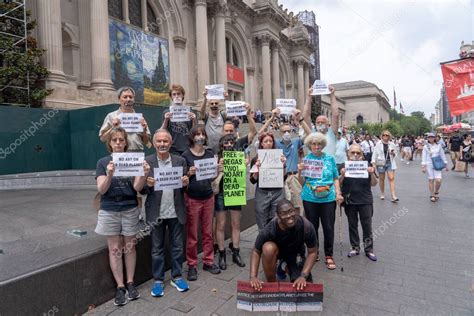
[
  {"xmin": 377, "ymin": 161, "xmax": 393, "ymax": 173},
  {"xmin": 214, "ymin": 192, "xmax": 242, "ymax": 212}
]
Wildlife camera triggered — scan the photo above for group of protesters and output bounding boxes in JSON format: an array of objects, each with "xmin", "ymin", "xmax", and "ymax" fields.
[{"xmin": 93, "ymin": 82, "xmax": 473, "ymax": 306}]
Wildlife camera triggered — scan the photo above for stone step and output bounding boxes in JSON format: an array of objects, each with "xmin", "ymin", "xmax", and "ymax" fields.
[{"xmin": 0, "ymin": 170, "xmax": 97, "ymax": 190}]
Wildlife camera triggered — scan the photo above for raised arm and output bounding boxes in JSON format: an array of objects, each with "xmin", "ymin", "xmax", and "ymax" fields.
[
  {"xmin": 258, "ymin": 108, "xmax": 279, "ymax": 135},
  {"xmin": 199, "ymin": 89, "xmax": 208, "ymax": 119},
  {"xmin": 246, "ymin": 103, "xmax": 257, "ymax": 143},
  {"xmin": 303, "ymin": 88, "xmax": 313, "ymax": 128},
  {"xmin": 329, "ymin": 85, "xmax": 339, "ymax": 134}
]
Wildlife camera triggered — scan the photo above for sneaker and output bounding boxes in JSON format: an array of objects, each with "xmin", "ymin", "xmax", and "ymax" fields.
[
  {"xmin": 347, "ymin": 249, "xmax": 360, "ymax": 258},
  {"xmin": 366, "ymin": 252, "xmax": 378, "ymax": 261},
  {"xmin": 151, "ymin": 281, "xmax": 164, "ymax": 297},
  {"xmin": 126, "ymin": 282, "xmax": 140, "ymax": 300},
  {"xmin": 203, "ymin": 263, "xmax": 221, "ymax": 274},
  {"xmin": 187, "ymin": 266, "xmax": 198, "ymax": 281},
  {"xmin": 170, "ymin": 278, "xmax": 189, "ymax": 292},
  {"xmin": 114, "ymin": 287, "xmax": 128, "ymax": 306},
  {"xmin": 276, "ymin": 261, "xmax": 287, "ymax": 281},
  {"xmin": 401, "ymin": 158, "xmax": 404, "ymax": 162},
  {"xmin": 406, "ymin": 161, "xmax": 410, "ymax": 165}
]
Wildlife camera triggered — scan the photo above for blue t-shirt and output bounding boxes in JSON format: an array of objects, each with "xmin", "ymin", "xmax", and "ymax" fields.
[
  {"xmin": 301, "ymin": 152, "xmax": 339, "ymax": 203},
  {"xmin": 96, "ymin": 156, "xmax": 138, "ymax": 212},
  {"xmin": 335, "ymin": 137, "xmax": 348, "ymax": 164},
  {"xmin": 276, "ymin": 138, "xmax": 302, "ymax": 173}
]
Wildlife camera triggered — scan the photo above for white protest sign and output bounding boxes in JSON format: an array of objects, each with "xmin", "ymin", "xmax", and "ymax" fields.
[
  {"xmin": 170, "ymin": 105, "xmax": 190, "ymax": 122},
  {"xmin": 154, "ymin": 167, "xmax": 183, "ymax": 190},
  {"xmin": 311, "ymin": 80, "xmax": 331, "ymax": 95},
  {"xmin": 225, "ymin": 101, "xmax": 247, "ymax": 117},
  {"xmin": 118, "ymin": 113, "xmax": 143, "ymax": 133},
  {"xmin": 112, "ymin": 152, "xmax": 144, "ymax": 177},
  {"xmin": 195, "ymin": 157, "xmax": 218, "ymax": 181},
  {"xmin": 344, "ymin": 161, "xmax": 368, "ymax": 178},
  {"xmin": 301, "ymin": 158, "xmax": 324, "ymax": 179},
  {"xmin": 205, "ymin": 84, "xmax": 225, "ymax": 100},
  {"xmin": 275, "ymin": 99, "xmax": 297, "ymax": 115},
  {"xmin": 258, "ymin": 149, "xmax": 284, "ymax": 188}
]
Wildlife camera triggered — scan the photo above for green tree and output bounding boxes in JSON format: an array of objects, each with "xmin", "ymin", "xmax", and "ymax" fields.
[
  {"xmin": 0, "ymin": 3, "xmax": 51, "ymax": 106},
  {"xmin": 383, "ymin": 120, "xmax": 403, "ymax": 137}
]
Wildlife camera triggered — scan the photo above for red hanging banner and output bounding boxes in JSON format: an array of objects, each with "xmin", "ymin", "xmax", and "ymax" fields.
[{"xmin": 440, "ymin": 58, "xmax": 474, "ymax": 116}]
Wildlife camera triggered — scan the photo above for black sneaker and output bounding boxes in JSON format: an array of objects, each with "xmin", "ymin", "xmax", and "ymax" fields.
[
  {"xmin": 126, "ymin": 282, "xmax": 140, "ymax": 300},
  {"xmin": 114, "ymin": 287, "xmax": 128, "ymax": 306},
  {"xmin": 187, "ymin": 266, "xmax": 198, "ymax": 281},
  {"xmin": 203, "ymin": 263, "xmax": 221, "ymax": 274}
]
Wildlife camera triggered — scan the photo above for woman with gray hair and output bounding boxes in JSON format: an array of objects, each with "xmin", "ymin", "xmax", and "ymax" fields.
[
  {"xmin": 297, "ymin": 132, "xmax": 343, "ymax": 270},
  {"xmin": 99, "ymin": 86, "xmax": 151, "ymax": 152}
]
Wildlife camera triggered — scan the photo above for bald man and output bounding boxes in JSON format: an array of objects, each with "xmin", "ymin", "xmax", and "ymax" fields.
[{"xmin": 303, "ymin": 85, "xmax": 339, "ymax": 156}]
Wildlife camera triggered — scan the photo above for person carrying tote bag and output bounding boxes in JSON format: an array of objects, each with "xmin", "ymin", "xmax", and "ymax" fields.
[{"xmin": 421, "ymin": 133, "xmax": 448, "ymax": 202}]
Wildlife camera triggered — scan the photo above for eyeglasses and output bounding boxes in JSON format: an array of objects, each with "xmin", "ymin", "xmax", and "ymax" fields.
[
  {"xmin": 210, "ymin": 103, "xmax": 219, "ymax": 106},
  {"xmin": 350, "ymin": 151, "xmax": 362, "ymax": 155}
]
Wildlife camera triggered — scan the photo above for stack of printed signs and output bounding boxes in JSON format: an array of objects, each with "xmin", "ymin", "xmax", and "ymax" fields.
[{"xmin": 237, "ymin": 281, "xmax": 323, "ymax": 312}]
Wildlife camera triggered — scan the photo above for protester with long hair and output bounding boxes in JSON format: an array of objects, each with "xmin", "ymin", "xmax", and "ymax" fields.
[
  {"xmin": 250, "ymin": 132, "xmax": 287, "ymax": 231},
  {"xmin": 372, "ymin": 130, "xmax": 399, "ymax": 202},
  {"xmin": 214, "ymin": 134, "xmax": 246, "ymax": 270},
  {"xmin": 297, "ymin": 132, "xmax": 343, "ymax": 270},
  {"xmin": 340, "ymin": 144, "xmax": 378, "ymax": 261},
  {"xmin": 421, "ymin": 133, "xmax": 449, "ymax": 202},
  {"xmin": 182, "ymin": 126, "xmax": 221, "ymax": 280},
  {"xmin": 95, "ymin": 127, "xmax": 145, "ymax": 306}
]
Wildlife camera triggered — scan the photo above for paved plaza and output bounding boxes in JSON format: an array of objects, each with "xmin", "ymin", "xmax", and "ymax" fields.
[{"xmin": 85, "ymin": 159, "xmax": 474, "ymax": 315}]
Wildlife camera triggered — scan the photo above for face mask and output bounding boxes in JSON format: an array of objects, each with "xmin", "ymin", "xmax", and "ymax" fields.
[
  {"xmin": 172, "ymin": 97, "xmax": 182, "ymax": 104},
  {"xmin": 282, "ymin": 132, "xmax": 291, "ymax": 141},
  {"xmin": 194, "ymin": 137, "xmax": 205, "ymax": 145},
  {"xmin": 210, "ymin": 106, "xmax": 219, "ymax": 111},
  {"xmin": 124, "ymin": 100, "xmax": 134, "ymax": 107},
  {"xmin": 158, "ymin": 146, "xmax": 168, "ymax": 153},
  {"xmin": 223, "ymin": 145, "xmax": 234, "ymax": 151},
  {"xmin": 316, "ymin": 124, "xmax": 327, "ymax": 133}
]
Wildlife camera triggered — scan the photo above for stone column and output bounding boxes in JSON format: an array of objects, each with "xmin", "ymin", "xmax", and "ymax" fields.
[
  {"xmin": 215, "ymin": 3, "xmax": 227, "ymax": 88},
  {"xmin": 173, "ymin": 36, "xmax": 187, "ymax": 87},
  {"xmin": 271, "ymin": 41, "xmax": 280, "ymax": 103},
  {"xmin": 141, "ymin": 0, "xmax": 148, "ymax": 31},
  {"xmin": 246, "ymin": 67, "xmax": 256, "ymax": 106},
  {"xmin": 90, "ymin": 0, "xmax": 114, "ymax": 89},
  {"xmin": 36, "ymin": 0, "xmax": 66, "ymax": 82},
  {"xmin": 304, "ymin": 64, "xmax": 309, "ymax": 103},
  {"xmin": 261, "ymin": 35, "xmax": 272, "ymax": 112},
  {"xmin": 78, "ymin": 0, "xmax": 91, "ymax": 87},
  {"xmin": 122, "ymin": 0, "xmax": 130, "ymax": 23},
  {"xmin": 297, "ymin": 59, "xmax": 305, "ymax": 106},
  {"xmin": 195, "ymin": 0, "xmax": 210, "ymax": 91}
]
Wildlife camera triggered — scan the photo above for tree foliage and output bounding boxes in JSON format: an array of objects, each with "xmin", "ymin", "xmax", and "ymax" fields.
[
  {"xmin": 350, "ymin": 112, "xmax": 431, "ymax": 137},
  {"xmin": 0, "ymin": 3, "xmax": 51, "ymax": 107}
]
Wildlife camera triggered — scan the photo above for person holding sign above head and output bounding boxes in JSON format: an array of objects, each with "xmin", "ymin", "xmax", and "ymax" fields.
[
  {"xmin": 200, "ymin": 88, "xmax": 228, "ymax": 154},
  {"xmin": 181, "ymin": 126, "xmax": 222, "ymax": 280},
  {"xmin": 214, "ymin": 134, "xmax": 248, "ymax": 270},
  {"xmin": 99, "ymin": 87, "xmax": 151, "ymax": 152},
  {"xmin": 161, "ymin": 84, "xmax": 197, "ymax": 155},
  {"xmin": 134, "ymin": 129, "xmax": 190, "ymax": 298},
  {"xmin": 250, "ymin": 132, "xmax": 287, "ymax": 231},
  {"xmin": 339, "ymin": 144, "xmax": 378, "ymax": 261},
  {"xmin": 249, "ymin": 200, "xmax": 318, "ymax": 290},
  {"xmin": 297, "ymin": 132, "xmax": 343, "ymax": 270},
  {"xmin": 222, "ymin": 102, "xmax": 257, "ymax": 151},
  {"xmin": 95, "ymin": 127, "xmax": 146, "ymax": 306},
  {"xmin": 303, "ymin": 85, "xmax": 339, "ymax": 156},
  {"xmin": 371, "ymin": 130, "xmax": 399, "ymax": 202}
]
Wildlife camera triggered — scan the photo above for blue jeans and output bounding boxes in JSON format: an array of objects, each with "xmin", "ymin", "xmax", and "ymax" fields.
[{"xmin": 150, "ymin": 218, "xmax": 184, "ymax": 281}]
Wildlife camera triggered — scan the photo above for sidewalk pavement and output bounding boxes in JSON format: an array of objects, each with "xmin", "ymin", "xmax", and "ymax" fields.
[{"xmin": 86, "ymin": 158, "xmax": 474, "ymax": 315}]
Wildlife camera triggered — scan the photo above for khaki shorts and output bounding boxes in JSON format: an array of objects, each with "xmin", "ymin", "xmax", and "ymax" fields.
[
  {"xmin": 450, "ymin": 151, "xmax": 459, "ymax": 160},
  {"xmin": 95, "ymin": 207, "xmax": 140, "ymax": 236},
  {"xmin": 285, "ymin": 174, "xmax": 303, "ymax": 210}
]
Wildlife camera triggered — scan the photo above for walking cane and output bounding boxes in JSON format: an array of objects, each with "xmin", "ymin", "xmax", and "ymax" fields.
[{"xmin": 338, "ymin": 203, "xmax": 344, "ymax": 272}]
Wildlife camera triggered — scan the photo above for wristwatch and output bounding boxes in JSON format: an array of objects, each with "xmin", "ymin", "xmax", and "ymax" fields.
[{"xmin": 300, "ymin": 272, "xmax": 309, "ymax": 280}]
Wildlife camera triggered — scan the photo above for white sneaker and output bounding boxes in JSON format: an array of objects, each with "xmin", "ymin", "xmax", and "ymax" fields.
[
  {"xmin": 406, "ymin": 162, "xmax": 410, "ymax": 165},
  {"xmin": 401, "ymin": 158, "xmax": 404, "ymax": 162}
]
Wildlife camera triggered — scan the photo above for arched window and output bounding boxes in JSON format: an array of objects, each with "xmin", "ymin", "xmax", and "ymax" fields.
[
  {"xmin": 356, "ymin": 115, "xmax": 364, "ymax": 125},
  {"xmin": 226, "ymin": 37, "xmax": 240, "ymax": 67},
  {"xmin": 147, "ymin": 3, "xmax": 160, "ymax": 35},
  {"xmin": 108, "ymin": 0, "xmax": 160, "ymax": 35}
]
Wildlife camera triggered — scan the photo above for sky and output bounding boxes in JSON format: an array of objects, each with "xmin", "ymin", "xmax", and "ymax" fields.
[{"xmin": 281, "ymin": 0, "xmax": 472, "ymax": 117}]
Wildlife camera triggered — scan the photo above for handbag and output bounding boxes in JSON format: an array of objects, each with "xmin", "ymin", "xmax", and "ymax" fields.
[
  {"xmin": 455, "ymin": 160, "xmax": 466, "ymax": 172},
  {"xmin": 431, "ymin": 156, "xmax": 446, "ymax": 171},
  {"xmin": 375, "ymin": 146, "xmax": 389, "ymax": 166}
]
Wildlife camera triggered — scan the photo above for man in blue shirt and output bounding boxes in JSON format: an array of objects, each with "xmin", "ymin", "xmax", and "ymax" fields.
[{"xmin": 335, "ymin": 129, "xmax": 349, "ymax": 172}]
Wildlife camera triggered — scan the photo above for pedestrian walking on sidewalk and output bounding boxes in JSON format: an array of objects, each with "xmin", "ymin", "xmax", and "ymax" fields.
[
  {"xmin": 340, "ymin": 144, "xmax": 378, "ymax": 261},
  {"xmin": 95, "ymin": 127, "xmax": 144, "ymax": 306},
  {"xmin": 421, "ymin": 133, "xmax": 449, "ymax": 202},
  {"xmin": 372, "ymin": 130, "xmax": 399, "ymax": 203},
  {"xmin": 460, "ymin": 133, "xmax": 474, "ymax": 178}
]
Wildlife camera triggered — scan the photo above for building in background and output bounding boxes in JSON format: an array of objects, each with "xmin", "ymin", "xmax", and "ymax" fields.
[
  {"xmin": 331, "ymin": 80, "xmax": 391, "ymax": 125},
  {"xmin": 26, "ymin": 0, "xmax": 315, "ymax": 110}
]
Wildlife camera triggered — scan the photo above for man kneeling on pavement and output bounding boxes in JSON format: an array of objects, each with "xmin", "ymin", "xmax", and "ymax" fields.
[{"xmin": 249, "ymin": 200, "xmax": 318, "ymax": 291}]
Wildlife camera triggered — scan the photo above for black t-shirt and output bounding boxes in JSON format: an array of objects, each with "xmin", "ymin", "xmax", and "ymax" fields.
[
  {"xmin": 449, "ymin": 136, "xmax": 463, "ymax": 151},
  {"xmin": 235, "ymin": 135, "xmax": 249, "ymax": 151},
  {"xmin": 254, "ymin": 216, "xmax": 317, "ymax": 259},
  {"xmin": 96, "ymin": 156, "xmax": 138, "ymax": 212},
  {"xmin": 341, "ymin": 175, "xmax": 373, "ymax": 205},
  {"xmin": 401, "ymin": 139, "xmax": 412, "ymax": 147},
  {"xmin": 181, "ymin": 149, "xmax": 215, "ymax": 200},
  {"xmin": 383, "ymin": 143, "xmax": 389, "ymax": 158},
  {"xmin": 163, "ymin": 109, "xmax": 194, "ymax": 155}
]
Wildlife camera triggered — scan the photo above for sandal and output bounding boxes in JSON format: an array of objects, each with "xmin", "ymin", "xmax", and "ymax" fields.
[
  {"xmin": 347, "ymin": 249, "xmax": 360, "ymax": 258},
  {"xmin": 434, "ymin": 192, "xmax": 439, "ymax": 201},
  {"xmin": 391, "ymin": 197, "xmax": 399, "ymax": 203},
  {"xmin": 325, "ymin": 256, "xmax": 336, "ymax": 270},
  {"xmin": 430, "ymin": 196, "xmax": 436, "ymax": 202}
]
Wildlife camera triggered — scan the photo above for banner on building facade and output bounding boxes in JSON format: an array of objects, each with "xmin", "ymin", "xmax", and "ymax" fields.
[
  {"xmin": 109, "ymin": 19, "xmax": 170, "ymax": 105},
  {"xmin": 440, "ymin": 58, "xmax": 474, "ymax": 116}
]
